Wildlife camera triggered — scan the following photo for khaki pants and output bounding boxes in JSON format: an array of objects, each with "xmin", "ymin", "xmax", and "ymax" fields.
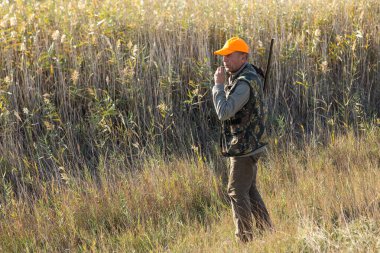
[{"xmin": 227, "ymin": 156, "xmax": 272, "ymax": 242}]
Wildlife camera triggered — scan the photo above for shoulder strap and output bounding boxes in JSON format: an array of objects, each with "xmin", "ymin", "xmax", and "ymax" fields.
[
  {"xmin": 236, "ymin": 75, "xmax": 251, "ymax": 85},
  {"xmin": 251, "ymin": 64, "xmax": 265, "ymax": 79}
]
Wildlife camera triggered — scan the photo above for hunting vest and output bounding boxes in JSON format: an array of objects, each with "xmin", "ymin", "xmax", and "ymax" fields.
[{"xmin": 220, "ymin": 63, "xmax": 267, "ymax": 157}]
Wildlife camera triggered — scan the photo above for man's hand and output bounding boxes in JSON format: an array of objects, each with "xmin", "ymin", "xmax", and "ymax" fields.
[{"xmin": 214, "ymin": 66, "xmax": 225, "ymax": 85}]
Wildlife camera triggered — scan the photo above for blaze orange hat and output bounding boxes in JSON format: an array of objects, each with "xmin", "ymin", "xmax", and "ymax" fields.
[{"xmin": 214, "ymin": 37, "xmax": 250, "ymax": 56}]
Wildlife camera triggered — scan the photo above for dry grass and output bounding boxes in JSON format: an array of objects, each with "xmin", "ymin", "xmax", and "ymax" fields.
[
  {"xmin": 168, "ymin": 129, "xmax": 380, "ymax": 252},
  {"xmin": 0, "ymin": 0, "xmax": 379, "ymax": 185},
  {"xmin": 0, "ymin": 129, "xmax": 379, "ymax": 252},
  {"xmin": 0, "ymin": 157, "xmax": 225, "ymax": 252},
  {"xmin": 0, "ymin": 0, "xmax": 379, "ymax": 252}
]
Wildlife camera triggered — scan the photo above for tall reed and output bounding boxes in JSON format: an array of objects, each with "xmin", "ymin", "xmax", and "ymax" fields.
[{"xmin": 0, "ymin": 0, "xmax": 379, "ymax": 194}]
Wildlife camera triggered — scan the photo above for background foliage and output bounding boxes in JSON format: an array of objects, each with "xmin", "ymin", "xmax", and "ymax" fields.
[
  {"xmin": 0, "ymin": 1, "xmax": 379, "ymax": 251},
  {"xmin": 1, "ymin": 0, "xmax": 379, "ymax": 184}
]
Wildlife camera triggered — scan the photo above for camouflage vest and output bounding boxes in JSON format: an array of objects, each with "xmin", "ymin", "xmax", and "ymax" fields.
[{"xmin": 220, "ymin": 63, "xmax": 267, "ymax": 157}]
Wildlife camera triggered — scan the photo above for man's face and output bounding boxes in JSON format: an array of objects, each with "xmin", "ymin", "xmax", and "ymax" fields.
[{"xmin": 223, "ymin": 52, "xmax": 247, "ymax": 73}]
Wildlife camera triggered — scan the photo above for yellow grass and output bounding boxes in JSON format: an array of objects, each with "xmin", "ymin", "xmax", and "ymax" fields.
[
  {"xmin": 1, "ymin": 0, "xmax": 379, "ymax": 251},
  {"xmin": 1, "ymin": 129, "xmax": 379, "ymax": 252}
]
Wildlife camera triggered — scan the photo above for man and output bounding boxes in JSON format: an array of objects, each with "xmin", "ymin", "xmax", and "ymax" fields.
[{"xmin": 212, "ymin": 37, "xmax": 272, "ymax": 242}]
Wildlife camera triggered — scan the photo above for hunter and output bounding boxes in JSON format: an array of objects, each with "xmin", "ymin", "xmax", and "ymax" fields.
[{"xmin": 212, "ymin": 37, "xmax": 272, "ymax": 242}]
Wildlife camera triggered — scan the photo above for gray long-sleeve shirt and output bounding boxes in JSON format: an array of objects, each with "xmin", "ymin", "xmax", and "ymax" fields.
[
  {"xmin": 212, "ymin": 62, "xmax": 250, "ymax": 120},
  {"xmin": 212, "ymin": 82, "xmax": 250, "ymax": 121}
]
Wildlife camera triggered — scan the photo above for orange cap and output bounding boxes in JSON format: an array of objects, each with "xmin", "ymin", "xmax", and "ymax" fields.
[{"xmin": 214, "ymin": 37, "xmax": 250, "ymax": 56}]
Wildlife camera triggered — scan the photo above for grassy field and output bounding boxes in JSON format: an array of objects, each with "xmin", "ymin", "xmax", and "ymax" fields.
[
  {"xmin": 0, "ymin": 0, "xmax": 379, "ymax": 252},
  {"xmin": 0, "ymin": 129, "xmax": 379, "ymax": 252}
]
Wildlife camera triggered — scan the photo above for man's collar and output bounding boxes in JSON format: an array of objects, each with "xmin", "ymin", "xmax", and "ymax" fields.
[{"xmin": 230, "ymin": 62, "xmax": 248, "ymax": 79}]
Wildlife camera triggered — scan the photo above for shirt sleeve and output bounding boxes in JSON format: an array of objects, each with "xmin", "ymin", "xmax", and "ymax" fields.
[{"xmin": 212, "ymin": 81, "xmax": 250, "ymax": 121}]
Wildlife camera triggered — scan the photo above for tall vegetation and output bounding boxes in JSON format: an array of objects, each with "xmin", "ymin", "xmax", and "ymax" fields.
[
  {"xmin": 0, "ymin": 0, "xmax": 379, "ymax": 251},
  {"xmin": 0, "ymin": 0, "xmax": 379, "ymax": 189},
  {"xmin": 0, "ymin": 130, "xmax": 378, "ymax": 251}
]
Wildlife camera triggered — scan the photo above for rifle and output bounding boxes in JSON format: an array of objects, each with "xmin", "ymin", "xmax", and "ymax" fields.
[{"xmin": 263, "ymin": 38, "xmax": 274, "ymax": 92}]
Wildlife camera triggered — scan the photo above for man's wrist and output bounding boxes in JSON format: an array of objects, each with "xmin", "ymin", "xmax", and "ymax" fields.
[{"xmin": 212, "ymin": 83, "xmax": 225, "ymax": 92}]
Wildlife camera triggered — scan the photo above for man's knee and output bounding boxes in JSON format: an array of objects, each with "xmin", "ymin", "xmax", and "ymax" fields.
[{"xmin": 228, "ymin": 185, "xmax": 248, "ymax": 203}]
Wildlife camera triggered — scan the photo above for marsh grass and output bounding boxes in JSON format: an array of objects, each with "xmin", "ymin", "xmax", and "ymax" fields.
[
  {"xmin": 0, "ymin": 129, "xmax": 378, "ymax": 252},
  {"xmin": 0, "ymin": 0, "xmax": 379, "ymax": 190},
  {"xmin": 0, "ymin": 157, "xmax": 225, "ymax": 252},
  {"xmin": 0, "ymin": 0, "xmax": 379, "ymax": 251},
  {"xmin": 166, "ymin": 129, "xmax": 380, "ymax": 252}
]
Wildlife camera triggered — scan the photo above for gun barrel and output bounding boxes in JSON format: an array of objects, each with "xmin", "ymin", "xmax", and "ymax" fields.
[{"xmin": 263, "ymin": 38, "xmax": 274, "ymax": 92}]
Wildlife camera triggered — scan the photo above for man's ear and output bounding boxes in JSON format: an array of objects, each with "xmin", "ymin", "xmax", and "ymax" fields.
[{"xmin": 240, "ymin": 52, "xmax": 248, "ymax": 61}]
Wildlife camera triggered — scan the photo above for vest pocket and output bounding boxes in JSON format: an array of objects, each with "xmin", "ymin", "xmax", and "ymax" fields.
[{"xmin": 227, "ymin": 131, "xmax": 247, "ymax": 156}]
